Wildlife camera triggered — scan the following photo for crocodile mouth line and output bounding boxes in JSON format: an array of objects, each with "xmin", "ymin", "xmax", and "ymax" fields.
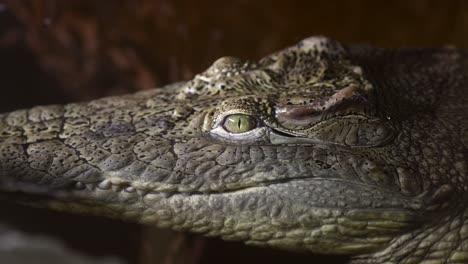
[
  {"xmin": 64, "ymin": 175, "xmax": 317, "ymax": 198},
  {"xmin": 0, "ymin": 175, "xmax": 315, "ymax": 199},
  {"xmin": 2, "ymin": 175, "xmax": 415, "ymax": 202},
  {"xmin": 67, "ymin": 176, "xmax": 413, "ymax": 203}
]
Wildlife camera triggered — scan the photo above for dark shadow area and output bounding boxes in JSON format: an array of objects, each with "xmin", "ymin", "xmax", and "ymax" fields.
[
  {"xmin": 200, "ymin": 238, "xmax": 350, "ymax": 264},
  {"xmin": 0, "ymin": 7, "xmax": 68, "ymax": 112},
  {"xmin": 0, "ymin": 201, "xmax": 141, "ymax": 263}
]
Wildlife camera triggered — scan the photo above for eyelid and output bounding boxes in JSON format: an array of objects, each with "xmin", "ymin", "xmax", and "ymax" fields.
[{"xmin": 208, "ymin": 125, "xmax": 268, "ymax": 144}]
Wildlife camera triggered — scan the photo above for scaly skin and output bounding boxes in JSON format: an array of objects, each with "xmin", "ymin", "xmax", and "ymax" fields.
[{"xmin": 0, "ymin": 37, "xmax": 467, "ymax": 263}]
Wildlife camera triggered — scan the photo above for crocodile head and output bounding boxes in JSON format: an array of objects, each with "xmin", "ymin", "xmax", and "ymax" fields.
[{"xmin": 0, "ymin": 37, "xmax": 467, "ymax": 262}]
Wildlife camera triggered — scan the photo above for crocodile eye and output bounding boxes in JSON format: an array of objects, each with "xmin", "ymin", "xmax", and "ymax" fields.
[{"xmin": 223, "ymin": 114, "xmax": 257, "ymax": 133}]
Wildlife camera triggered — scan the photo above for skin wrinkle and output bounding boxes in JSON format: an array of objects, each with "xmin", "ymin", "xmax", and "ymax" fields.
[{"xmin": 0, "ymin": 36, "xmax": 467, "ymax": 263}]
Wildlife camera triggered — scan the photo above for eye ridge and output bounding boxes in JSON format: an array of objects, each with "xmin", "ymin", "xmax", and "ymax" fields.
[{"xmin": 223, "ymin": 114, "xmax": 257, "ymax": 134}]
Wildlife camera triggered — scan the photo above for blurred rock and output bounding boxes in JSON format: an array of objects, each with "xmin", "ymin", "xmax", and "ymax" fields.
[{"xmin": 0, "ymin": 223, "xmax": 125, "ymax": 264}]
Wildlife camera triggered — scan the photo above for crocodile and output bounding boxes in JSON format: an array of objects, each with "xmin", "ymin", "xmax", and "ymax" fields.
[{"xmin": 0, "ymin": 36, "xmax": 466, "ymax": 264}]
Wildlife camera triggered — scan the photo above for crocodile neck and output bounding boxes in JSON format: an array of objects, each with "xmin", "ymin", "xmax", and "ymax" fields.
[{"xmin": 351, "ymin": 205, "xmax": 468, "ymax": 263}]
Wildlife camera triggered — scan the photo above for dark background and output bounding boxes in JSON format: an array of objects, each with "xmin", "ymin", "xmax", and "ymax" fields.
[{"xmin": 0, "ymin": 1, "xmax": 467, "ymax": 263}]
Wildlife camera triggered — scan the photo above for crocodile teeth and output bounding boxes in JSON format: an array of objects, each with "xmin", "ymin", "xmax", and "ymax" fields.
[
  {"xmin": 111, "ymin": 184, "xmax": 123, "ymax": 192},
  {"xmin": 75, "ymin": 181, "xmax": 86, "ymax": 190},
  {"xmin": 160, "ymin": 192, "xmax": 173, "ymax": 198},
  {"xmin": 124, "ymin": 186, "xmax": 135, "ymax": 193},
  {"xmin": 74, "ymin": 181, "xmax": 153, "ymax": 197},
  {"xmin": 97, "ymin": 180, "xmax": 111, "ymax": 190},
  {"xmin": 85, "ymin": 183, "xmax": 95, "ymax": 191},
  {"xmin": 136, "ymin": 189, "xmax": 148, "ymax": 196}
]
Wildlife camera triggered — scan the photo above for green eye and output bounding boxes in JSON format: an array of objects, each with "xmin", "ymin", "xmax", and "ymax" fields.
[{"xmin": 223, "ymin": 114, "xmax": 257, "ymax": 133}]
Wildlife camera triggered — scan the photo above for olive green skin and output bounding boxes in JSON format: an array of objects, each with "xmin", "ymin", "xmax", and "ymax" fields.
[{"xmin": 0, "ymin": 37, "xmax": 467, "ymax": 263}]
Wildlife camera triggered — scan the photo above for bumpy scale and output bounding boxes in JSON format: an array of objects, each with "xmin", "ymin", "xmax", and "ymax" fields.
[{"xmin": 0, "ymin": 37, "xmax": 467, "ymax": 263}]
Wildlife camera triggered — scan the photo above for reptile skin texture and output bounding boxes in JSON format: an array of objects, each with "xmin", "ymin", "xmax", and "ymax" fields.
[{"xmin": 0, "ymin": 37, "xmax": 467, "ymax": 263}]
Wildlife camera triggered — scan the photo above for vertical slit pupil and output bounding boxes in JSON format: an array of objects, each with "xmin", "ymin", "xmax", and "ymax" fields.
[{"xmin": 223, "ymin": 114, "xmax": 256, "ymax": 133}]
